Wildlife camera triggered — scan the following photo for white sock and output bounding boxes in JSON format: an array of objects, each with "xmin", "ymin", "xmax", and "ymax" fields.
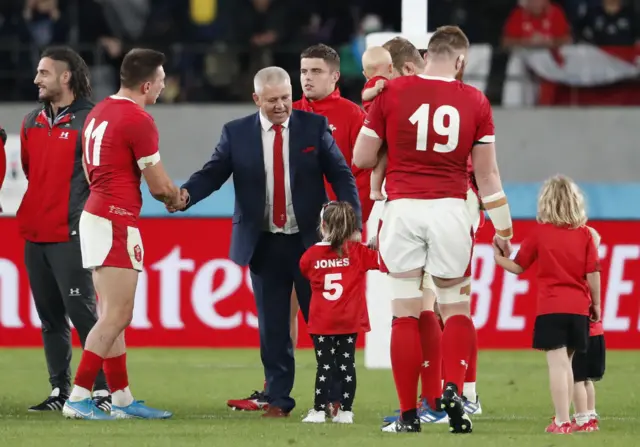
[
  {"xmin": 112, "ymin": 387, "xmax": 134, "ymax": 407},
  {"xmin": 69, "ymin": 386, "xmax": 92, "ymax": 402},
  {"xmin": 588, "ymin": 409, "xmax": 597, "ymax": 419},
  {"xmin": 463, "ymin": 382, "xmax": 476, "ymax": 402},
  {"xmin": 555, "ymin": 418, "xmax": 569, "ymax": 426},
  {"xmin": 93, "ymin": 389, "xmax": 109, "ymax": 398},
  {"xmin": 575, "ymin": 413, "xmax": 590, "ymax": 426}
]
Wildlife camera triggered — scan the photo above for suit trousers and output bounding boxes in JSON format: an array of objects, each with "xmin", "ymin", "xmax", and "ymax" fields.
[{"xmin": 249, "ymin": 232, "xmax": 313, "ymax": 412}]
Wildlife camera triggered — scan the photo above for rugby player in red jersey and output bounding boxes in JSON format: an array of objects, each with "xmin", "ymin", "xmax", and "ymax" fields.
[
  {"xmin": 62, "ymin": 49, "xmax": 179, "ymax": 420},
  {"xmin": 354, "ymin": 27, "xmax": 513, "ymax": 433}
]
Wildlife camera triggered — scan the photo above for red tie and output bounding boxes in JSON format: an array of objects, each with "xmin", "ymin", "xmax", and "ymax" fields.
[{"xmin": 271, "ymin": 124, "xmax": 286, "ymax": 228}]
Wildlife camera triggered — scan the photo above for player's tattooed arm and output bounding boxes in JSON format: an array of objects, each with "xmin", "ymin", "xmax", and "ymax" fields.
[
  {"xmin": 472, "ymin": 141, "xmax": 513, "ymax": 252},
  {"xmin": 142, "ymin": 160, "xmax": 179, "ymax": 204}
]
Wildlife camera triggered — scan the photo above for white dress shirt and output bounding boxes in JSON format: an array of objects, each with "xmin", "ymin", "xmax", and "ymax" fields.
[{"xmin": 259, "ymin": 112, "xmax": 299, "ymax": 234}]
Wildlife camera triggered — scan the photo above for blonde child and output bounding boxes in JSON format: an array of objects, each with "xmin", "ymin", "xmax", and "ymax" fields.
[
  {"xmin": 493, "ymin": 175, "xmax": 601, "ymax": 434},
  {"xmin": 571, "ymin": 226, "xmax": 605, "ymax": 432},
  {"xmin": 299, "ymin": 201, "xmax": 379, "ymax": 424},
  {"xmin": 360, "ymin": 46, "xmax": 393, "ymax": 201}
]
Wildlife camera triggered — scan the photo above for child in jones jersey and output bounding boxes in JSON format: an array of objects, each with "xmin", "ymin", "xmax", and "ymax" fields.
[{"xmin": 299, "ymin": 201, "xmax": 379, "ymax": 424}]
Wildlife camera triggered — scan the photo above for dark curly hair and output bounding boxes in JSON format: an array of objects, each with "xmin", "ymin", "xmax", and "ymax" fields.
[{"xmin": 41, "ymin": 46, "xmax": 92, "ymax": 100}]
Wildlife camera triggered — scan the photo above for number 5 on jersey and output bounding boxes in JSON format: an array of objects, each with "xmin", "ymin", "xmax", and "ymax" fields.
[
  {"xmin": 410, "ymin": 104, "xmax": 460, "ymax": 153},
  {"xmin": 323, "ymin": 273, "xmax": 343, "ymax": 301},
  {"xmin": 84, "ymin": 118, "xmax": 109, "ymax": 166}
]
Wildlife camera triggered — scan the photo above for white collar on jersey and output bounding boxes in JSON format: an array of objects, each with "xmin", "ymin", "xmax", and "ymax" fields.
[
  {"xmin": 316, "ymin": 242, "xmax": 331, "ymax": 246},
  {"xmin": 417, "ymin": 74, "xmax": 456, "ymax": 83},
  {"xmin": 109, "ymin": 94, "xmax": 137, "ymax": 104}
]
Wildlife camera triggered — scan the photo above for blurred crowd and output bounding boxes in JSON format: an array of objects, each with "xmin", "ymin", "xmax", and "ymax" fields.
[{"xmin": 0, "ymin": 0, "xmax": 637, "ymax": 103}]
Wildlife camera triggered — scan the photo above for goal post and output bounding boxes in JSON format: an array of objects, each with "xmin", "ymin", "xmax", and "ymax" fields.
[{"xmin": 365, "ymin": 0, "xmax": 430, "ymax": 49}]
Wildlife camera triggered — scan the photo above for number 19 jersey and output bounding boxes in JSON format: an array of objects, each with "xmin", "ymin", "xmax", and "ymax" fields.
[
  {"xmin": 362, "ymin": 75, "xmax": 495, "ymax": 201},
  {"xmin": 82, "ymin": 95, "xmax": 160, "ymax": 224}
]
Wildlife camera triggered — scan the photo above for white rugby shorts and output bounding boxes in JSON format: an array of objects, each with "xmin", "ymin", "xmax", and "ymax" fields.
[
  {"xmin": 79, "ymin": 211, "xmax": 144, "ymax": 272},
  {"xmin": 378, "ymin": 197, "xmax": 473, "ymax": 279},
  {"xmin": 466, "ymin": 188, "xmax": 482, "ymax": 234}
]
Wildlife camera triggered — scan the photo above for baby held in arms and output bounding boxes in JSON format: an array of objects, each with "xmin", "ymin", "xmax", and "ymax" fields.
[{"xmin": 360, "ymin": 46, "xmax": 392, "ymax": 201}]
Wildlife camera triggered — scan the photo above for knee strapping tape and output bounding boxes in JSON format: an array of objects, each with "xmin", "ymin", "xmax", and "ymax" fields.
[
  {"xmin": 436, "ymin": 277, "xmax": 472, "ymax": 305},
  {"xmin": 388, "ymin": 275, "xmax": 423, "ymax": 299}
]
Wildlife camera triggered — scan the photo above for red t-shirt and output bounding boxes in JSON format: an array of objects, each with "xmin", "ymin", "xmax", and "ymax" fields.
[
  {"xmin": 514, "ymin": 223, "xmax": 601, "ymax": 316},
  {"xmin": 362, "ymin": 75, "xmax": 494, "ymax": 201},
  {"xmin": 300, "ymin": 241, "xmax": 379, "ymax": 335},
  {"xmin": 293, "ymin": 89, "xmax": 374, "ymax": 222},
  {"xmin": 83, "ymin": 96, "xmax": 160, "ymax": 225},
  {"xmin": 362, "ymin": 75, "xmax": 387, "ymax": 113},
  {"xmin": 503, "ymin": 3, "xmax": 570, "ymax": 41}
]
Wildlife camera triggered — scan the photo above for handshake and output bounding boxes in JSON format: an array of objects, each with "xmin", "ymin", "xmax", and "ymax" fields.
[{"xmin": 165, "ymin": 188, "xmax": 189, "ymax": 213}]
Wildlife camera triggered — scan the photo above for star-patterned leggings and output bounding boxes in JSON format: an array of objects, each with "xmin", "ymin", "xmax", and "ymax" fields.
[{"xmin": 311, "ymin": 333, "xmax": 358, "ymax": 412}]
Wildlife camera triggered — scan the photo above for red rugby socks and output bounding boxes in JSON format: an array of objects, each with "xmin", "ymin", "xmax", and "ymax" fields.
[
  {"xmin": 442, "ymin": 315, "xmax": 476, "ymax": 393},
  {"xmin": 74, "ymin": 350, "xmax": 104, "ymax": 392},
  {"xmin": 390, "ymin": 317, "xmax": 422, "ymax": 414},
  {"xmin": 104, "ymin": 353, "xmax": 129, "ymax": 393},
  {"xmin": 419, "ymin": 311, "xmax": 443, "ymax": 409}
]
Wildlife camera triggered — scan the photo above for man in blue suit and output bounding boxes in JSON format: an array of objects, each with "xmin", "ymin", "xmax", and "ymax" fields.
[{"xmin": 172, "ymin": 66, "xmax": 362, "ymax": 417}]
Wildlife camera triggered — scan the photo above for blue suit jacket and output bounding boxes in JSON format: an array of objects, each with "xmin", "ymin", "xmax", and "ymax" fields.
[{"xmin": 182, "ymin": 110, "xmax": 362, "ymax": 266}]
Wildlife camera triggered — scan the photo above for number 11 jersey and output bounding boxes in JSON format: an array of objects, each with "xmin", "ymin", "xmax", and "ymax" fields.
[
  {"xmin": 362, "ymin": 75, "xmax": 495, "ymax": 201},
  {"xmin": 82, "ymin": 95, "xmax": 160, "ymax": 224}
]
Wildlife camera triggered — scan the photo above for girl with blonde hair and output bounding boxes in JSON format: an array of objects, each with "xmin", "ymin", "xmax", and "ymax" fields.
[{"xmin": 493, "ymin": 175, "xmax": 602, "ymax": 434}]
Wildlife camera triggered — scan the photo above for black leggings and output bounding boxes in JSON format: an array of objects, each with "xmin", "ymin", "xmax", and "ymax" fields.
[{"xmin": 311, "ymin": 333, "xmax": 358, "ymax": 412}]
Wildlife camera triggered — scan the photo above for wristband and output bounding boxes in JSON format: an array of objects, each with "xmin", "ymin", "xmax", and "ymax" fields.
[{"xmin": 482, "ymin": 191, "xmax": 513, "ymax": 240}]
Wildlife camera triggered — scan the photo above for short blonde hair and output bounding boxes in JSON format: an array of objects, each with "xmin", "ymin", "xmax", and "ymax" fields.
[
  {"xmin": 383, "ymin": 37, "xmax": 425, "ymax": 74},
  {"xmin": 427, "ymin": 25, "xmax": 470, "ymax": 57},
  {"xmin": 537, "ymin": 175, "xmax": 587, "ymax": 228},
  {"xmin": 361, "ymin": 46, "xmax": 391, "ymax": 74}
]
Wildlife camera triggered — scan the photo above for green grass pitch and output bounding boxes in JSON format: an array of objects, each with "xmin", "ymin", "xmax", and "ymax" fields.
[{"xmin": 0, "ymin": 348, "xmax": 638, "ymax": 446}]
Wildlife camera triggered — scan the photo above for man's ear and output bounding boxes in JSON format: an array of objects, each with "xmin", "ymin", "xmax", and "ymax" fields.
[
  {"xmin": 60, "ymin": 70, "xmax": 71, "ymax": 86},
  {"xmin": 331, "ymin": 70, "xmax": 341, "ymax": 84},
  {"xmin": 252, "ymin": 93, "xmax": 260, "ymax": 107},
  {"xmin": 402, "ymin": 62, "xmax": 416, "ymax": 76}
]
